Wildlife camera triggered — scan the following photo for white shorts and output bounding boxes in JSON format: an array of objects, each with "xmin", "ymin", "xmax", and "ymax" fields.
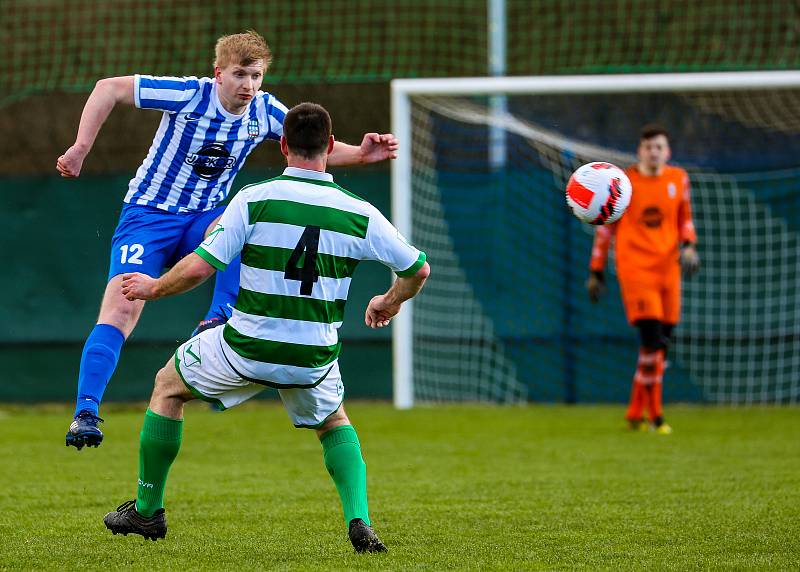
[{"xmin": 174, "ymin": 327, "xmax": 345, "ymax": 428}]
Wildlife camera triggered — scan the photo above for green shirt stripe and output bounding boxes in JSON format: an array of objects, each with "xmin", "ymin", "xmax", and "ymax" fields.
[
  {"xmin": 223, "ymin": 325, "xmax": 341, "ymax": 368},
  {"xmin": 241, "ymin": 244, "xmax": 359, "ymax": 279},
  {"xmin": 396, "ymin": 251, "xmax": 427, "ymax": 277},
  {"xmin": 248, "ymin": 199, "xmax": 369, "ymax": 238},
  {"xmin": 235, "ymin": 289, "xmax": 346, "ymax": 324},
  {"xmin": 195, "ymin": 246, "xmax": 227, "ymax": 271}
]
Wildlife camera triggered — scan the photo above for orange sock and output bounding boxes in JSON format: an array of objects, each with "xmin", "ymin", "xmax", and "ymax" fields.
[
  {"xmin": 625, "ymin": 380, "xmax": 646, "ymax": 421},
  {"xmin": 628, "ymin": 348, "xmax": 664, "ymax": 422},
  {"xmin": 643, "ymin": 350, "xmax": 665, "ymax": 422},
  {"xmin": 649, "ymin": 381, "xmax": 664, "ymax": 422}
]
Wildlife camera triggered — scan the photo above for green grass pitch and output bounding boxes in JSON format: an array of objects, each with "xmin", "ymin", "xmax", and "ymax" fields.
[{"xmin": 1, "ymin": 403, "xmax": 798, "ymax": 570}]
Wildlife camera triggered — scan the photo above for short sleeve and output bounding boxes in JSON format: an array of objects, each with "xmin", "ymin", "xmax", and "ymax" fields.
[
  {"xmin": 134, "ymin": 74, "xmax": 202, "ymax": 113},
  {"xmin": 365, "ymin": 207, "xmax": 427, "ymax": 276},
  {"xmin": 194, "ymin": 192, "xmax": 250, "ymax": 271},
  {"xmin": 262, "ymin": 92, "xmax": 288, "ymax": 141}
]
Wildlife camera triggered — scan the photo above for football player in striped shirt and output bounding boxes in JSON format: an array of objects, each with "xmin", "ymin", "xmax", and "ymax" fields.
[
  {"xmin": 103, "ymin": 103, "xmax": 429, "ymax": 551},
  {"xmin": 57, "ymin": 31, "xmax": 399, "ymax": 449}
]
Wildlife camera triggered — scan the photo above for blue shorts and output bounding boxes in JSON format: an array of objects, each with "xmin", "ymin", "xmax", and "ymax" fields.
[{"xmin": 108, "ymin": 203, "xmax": 225, "ymax": 280}]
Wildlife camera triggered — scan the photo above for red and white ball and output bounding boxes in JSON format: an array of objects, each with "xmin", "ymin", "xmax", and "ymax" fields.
[{"xmin": 566, "ymin": 162, "xmax": 632, "ymax": 225}]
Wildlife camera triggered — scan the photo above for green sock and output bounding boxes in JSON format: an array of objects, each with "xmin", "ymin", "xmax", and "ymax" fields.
[
  {"xmin": 136, "ymin": 408, "xmax": 183, "ymax": 517},
  {"xmin": 320, "ymin": 425, "xmax": 370, "ymax": 526}
]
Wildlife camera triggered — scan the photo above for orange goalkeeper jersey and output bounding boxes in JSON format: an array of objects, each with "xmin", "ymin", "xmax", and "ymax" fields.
[{"xmin": 590, "ymin": 165, "xmax": 697, "ymax": 280}]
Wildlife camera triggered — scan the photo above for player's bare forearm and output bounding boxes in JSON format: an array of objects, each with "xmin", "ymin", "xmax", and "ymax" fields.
[
  {"xmin": 121, "ymin": 253, "xmax": 216, "ymax": 301},
  {"xmin": 328, "ymin": 133, "xmax": 399, "ymax": 166},
  {"xmin": 75, "ymin": 77, "xmax": 135, "ymax": 148},
  {"xmin": 365, "ymin": 263, "xmax": 430, "ymax": 328},
  {"xmin": 57, "ymin": 76, "xmax": 135, "ymax": 178},
  {"xmin": 385, "ymin": 265, "xmax": 430, "ymax": 305}
]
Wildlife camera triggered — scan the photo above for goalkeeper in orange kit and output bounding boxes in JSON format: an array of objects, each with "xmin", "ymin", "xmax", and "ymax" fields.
[{"xmin": 587, "ymin": 124, "xmax": 700, "ymax": 434}]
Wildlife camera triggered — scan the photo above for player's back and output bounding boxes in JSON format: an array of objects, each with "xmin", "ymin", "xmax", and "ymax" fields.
[
  {"xmin": 201, "ymin": 167, "xmax": 425, "ymax": 387},
  {"xmin": 615, "ymin": 164, "xmax": 689, "ymax": 276},
  {"xmin": 239, "ymin": 170, "xmax": 376, "ymax": 306}
]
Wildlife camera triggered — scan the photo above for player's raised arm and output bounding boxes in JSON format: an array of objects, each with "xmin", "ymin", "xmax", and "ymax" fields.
[
  {"xmin": 328, "ymin": 133, "xmax": 399, "ymax": 166},
  {"xmin": 586, "ymin": 223, "xmax": 617, "ymax": 303},
  {"xmin": 56, "ymin": 76, "xmax": 135, "ymax": 178}
]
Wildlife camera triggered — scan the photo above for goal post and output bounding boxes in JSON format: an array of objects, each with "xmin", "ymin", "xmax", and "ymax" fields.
[{"xmin": 391, "ymin": 71, "xmax": 800, "ymax": 409}]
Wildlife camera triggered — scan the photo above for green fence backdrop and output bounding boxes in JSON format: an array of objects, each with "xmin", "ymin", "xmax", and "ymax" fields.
[{"xmin": 2, "ymin": 0, "xmax": 799, "ymax": 403}]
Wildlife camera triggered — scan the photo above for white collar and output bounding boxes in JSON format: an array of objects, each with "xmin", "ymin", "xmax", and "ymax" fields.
[{"xmin": 283, "ymin": 166, "xmax": 334, "ymax": 182}]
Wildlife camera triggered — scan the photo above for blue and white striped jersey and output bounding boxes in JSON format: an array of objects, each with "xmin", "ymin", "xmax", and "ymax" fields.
[{"xmin": 124, "ymin": 74, "xmax": 287, "ymax": 213}]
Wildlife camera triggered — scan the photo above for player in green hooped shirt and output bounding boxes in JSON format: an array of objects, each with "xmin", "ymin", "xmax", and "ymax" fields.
[{"xmin": 104, "ymin": 102, "xmax": 430, "ymax": 553}]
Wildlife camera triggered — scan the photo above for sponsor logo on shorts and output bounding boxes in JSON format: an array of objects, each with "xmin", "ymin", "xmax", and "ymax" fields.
[{"xmin": 183, "ymin": 340, "xmax": 202, "ymax": 367}]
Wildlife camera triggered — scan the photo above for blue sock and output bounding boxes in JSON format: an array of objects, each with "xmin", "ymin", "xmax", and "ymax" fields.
[
  {"xmin": 202, "ymin": 254, "xmax": 240, "ymax": 321},
  {"xmin": 74, "ymin": 324, "xmax": 126, "ymax": 417}
]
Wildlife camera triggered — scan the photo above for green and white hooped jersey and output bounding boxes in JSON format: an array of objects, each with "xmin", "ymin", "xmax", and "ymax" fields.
[{"xmin": 195, "ymin": 166, "xmax": 426, "ymax": 387}]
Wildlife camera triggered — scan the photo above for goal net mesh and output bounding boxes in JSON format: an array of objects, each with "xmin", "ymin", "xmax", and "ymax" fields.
[
  {"xmin": 4, "ymin": 0, "xmax": 800, "ymax": 107},
  {"xmin": 407, "ymin": 89, "xmax": 800, "ymax": 405}
]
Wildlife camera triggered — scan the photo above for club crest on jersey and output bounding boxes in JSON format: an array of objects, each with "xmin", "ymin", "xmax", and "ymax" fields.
[
  {"xmin": 668, "ymin": 182, "xmax": 676, "ymax": 198},
  {"xmin": 248, "ymin": 118, "xmax": 260, "ymax": 139},
  {"xmin": 185, "ymin": 143, "xmax": 235, "ymax": 180}
]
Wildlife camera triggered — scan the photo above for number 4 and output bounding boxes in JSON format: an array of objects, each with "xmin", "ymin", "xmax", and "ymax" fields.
[{"xmin": 284, "ymin": 226, "xmax": 320, "ymax": 295}]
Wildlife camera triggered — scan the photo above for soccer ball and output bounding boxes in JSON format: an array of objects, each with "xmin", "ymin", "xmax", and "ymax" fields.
[{"xmin": 565, "ymin": 162, "xmax": 632, "ymax": 225}]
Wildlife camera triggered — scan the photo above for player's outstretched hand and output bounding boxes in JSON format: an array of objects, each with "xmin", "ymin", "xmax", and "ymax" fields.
[
  {"xmin": 121, "ymin": 273, "xmax": 159, "ymax": 301},
  {"xmin": 365, "ymin": 294, "xmax": 401, "ymax": 329},
  {"xmin": 56, "ymin": 145, "xmax": 88, "ymax": 178},
  {"xmin": 586, "ymin": 271, "xmax": 606, "ymax": 304},
  {"xmin": 680, "ymin": 245, "xmax": 700, "ymax": 277},
  {"xmin": 360, "ymin": 133, "xmax": 399, "ymax": 164}
]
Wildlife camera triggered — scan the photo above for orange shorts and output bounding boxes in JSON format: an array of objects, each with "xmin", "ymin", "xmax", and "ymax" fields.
[{"xmin": 619, "ymin": 271, "xmax": 681, "ymax": 325}]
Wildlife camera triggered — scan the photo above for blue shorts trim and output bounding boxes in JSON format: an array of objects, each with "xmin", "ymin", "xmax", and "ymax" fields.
[{"xmin": 107, "ymin": 203, "xmax": 224, "ymax": 280}]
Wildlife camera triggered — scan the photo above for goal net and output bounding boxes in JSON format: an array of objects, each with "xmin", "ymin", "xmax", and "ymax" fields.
[
  {"xmin": 5, "ymin": 0, "xmax": 797, "ymax": 108},
  {"xmin": 392, "ymin": 73, "xmax": 800, "ymax": 407}
]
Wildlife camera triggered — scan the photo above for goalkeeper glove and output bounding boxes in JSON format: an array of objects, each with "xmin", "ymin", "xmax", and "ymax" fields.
[
  {"xmin": 586, "ymin": 270, "xmax": 606, "ymax": 304},
  {"xmin": 680, "ymin": 243, "xmax": 700, "ymax": 277}
]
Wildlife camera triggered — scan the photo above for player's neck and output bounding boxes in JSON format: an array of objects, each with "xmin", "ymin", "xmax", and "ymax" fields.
[
  {"xmin": 637, "ymin": 162, "xmax": 665, "ymax": 177},
  {"xmin": 287, "ymin": 155, "xmax": 328, "ymax": 174}
]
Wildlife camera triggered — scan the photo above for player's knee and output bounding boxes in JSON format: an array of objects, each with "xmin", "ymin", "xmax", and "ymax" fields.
[
  {"xmin": 153, "ymin": 365, "xmax": 186, "ymax": 401},
  {"xmin": 315, "ymin": 405, "xmax": 351, "ymax": 437},
  {"xmin": 100, "ymin": 296, "xmax": 143, "ymax": 334},
  {"xmin": 636, "ymin": 319, "xmax": 663, "ymax": 351}
]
